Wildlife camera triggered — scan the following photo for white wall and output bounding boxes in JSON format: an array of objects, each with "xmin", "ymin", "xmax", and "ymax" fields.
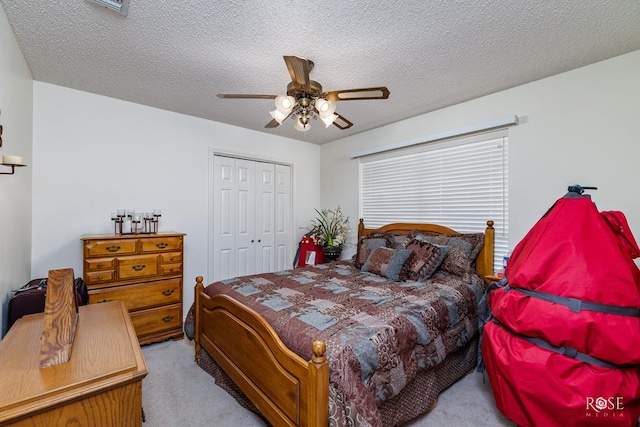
[
  {"xmin": 321, "ymin": 50, "xmax": 640, "ymax": 262},
  {"xmin": 31, "ymin": 82, "xmax": 321, "ymax": 318},
  {"xmin": 0, "ymin": 6, "xmax": 33, "ymax": 336}
]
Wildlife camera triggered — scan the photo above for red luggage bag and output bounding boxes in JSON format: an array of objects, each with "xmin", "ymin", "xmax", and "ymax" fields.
[{"xmin": 481, "ymin": 187, "xmax": 640, "ymax": 427}]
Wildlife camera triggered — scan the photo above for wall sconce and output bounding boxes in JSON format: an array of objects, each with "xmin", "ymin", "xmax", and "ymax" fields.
[
  {"xmin": 0, "ymin": 124, "xmax": 28, "ymax": 175},
  {"xmin": 1, "ymin": 155, "xmax": 27, "ymax": 175}
]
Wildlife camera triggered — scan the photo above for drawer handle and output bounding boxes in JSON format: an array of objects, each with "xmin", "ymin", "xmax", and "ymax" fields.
[
  {"xmin": 97, "ymin": 263, "xmax": 104, "ymax": 268},
  {"xmin": 98, "ymin": 275, "xmax": 104, "ymax": 280},
  {"xmin": 168, "ymin": 267, "xmax": 175, "ymax": 272},
  {"xmin": 156, "ymin": 243, "xmax": 168, "ymax": 249},
  {"xmin": 132, "ymin": 264, "xmax": 146, "ymax": 271},
  {"xmin": 162, "ymin": 315, "xmax": 174, "ymax": 323},
  {"xmin": 168, "ymin": 257, "xmax": 175, "ymax": 262},
  {"xmin": 106, "ymin": 245, "xmax": 120, "ymax": 252},
  {"xmin": 162, "ymin": 289, "xmax": 174, "ymax": 296}
]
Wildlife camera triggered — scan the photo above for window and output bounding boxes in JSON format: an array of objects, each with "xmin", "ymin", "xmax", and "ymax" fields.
[{"xmin": 360, "ymin": 130, "xmax": 508, "ymax": 271}]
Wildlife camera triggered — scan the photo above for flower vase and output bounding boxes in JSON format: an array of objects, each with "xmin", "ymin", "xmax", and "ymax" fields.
[{"xmin": 322, "ymin": 246, "xmax": 342, "ymax": 262}]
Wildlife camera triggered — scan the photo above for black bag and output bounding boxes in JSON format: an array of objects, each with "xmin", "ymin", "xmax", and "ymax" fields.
[{"xmin": 7, "ymin": 277, "xmax": 88, "ymax": 330}]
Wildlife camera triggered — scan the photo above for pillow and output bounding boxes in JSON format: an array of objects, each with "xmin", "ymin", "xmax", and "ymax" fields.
[
  {"xmin": 439, "ymin": 247, "xmax": 475, "ymax": 282},
  {"xmin": 354, "ymin": 232, "xmax": 394, "ymax": 268},
  {"xmin": 404, "ymin": 239, "xmax": 450, "ymax": 281},
  {"xmin": 390, "ymin": 234, "xmax": 410, "ymax": 250},
  {"xmin": 362, "ymin": 247, "xmax": 414, "ymax": 281},
  {"xmin": 407, "ymin": 231, "xmax": 484, "ymax": 282}
]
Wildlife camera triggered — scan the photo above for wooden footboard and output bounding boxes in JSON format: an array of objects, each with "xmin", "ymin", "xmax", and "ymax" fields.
[{"xmin": 194, "ymin": 277, "xmax": 328, "ymax": 427}]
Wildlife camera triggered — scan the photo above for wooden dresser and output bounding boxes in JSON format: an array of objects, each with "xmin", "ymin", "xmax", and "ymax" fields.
[
  {"xmin": 0, "ymin": 301, "xmax": 147, "ymax": 426},
  {"xmin": 81, "ymin": 232, "xmax": 186, "ymax": 345}
]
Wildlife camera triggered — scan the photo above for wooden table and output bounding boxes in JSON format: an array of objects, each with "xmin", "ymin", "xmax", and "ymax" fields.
[{"xmin": 0, "ymin": 301, "xmax": 148, "ymax": 426}]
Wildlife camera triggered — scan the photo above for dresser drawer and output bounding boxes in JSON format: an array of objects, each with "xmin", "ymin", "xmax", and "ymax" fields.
[
  {"xmin": 86, "ymin": 270, "xmax": 115, "ymax": 285},
  {"xmin": 130, "ymin": 304, "xmax": 182, "ymax": 337},
  {"xmin": 85, "ymin": 239, "xmax": 137, "ymax": 257},
  {"xmin": 118, "ymin": 255, "xmax": 158, "ymax": 280},
  {"xmin": 88, "ymin": 278, "xmax": 182, "ymax": 311},
  {"xmin": 140, "ymin": 237, "xmax": 183, "ymax": 253},
  {"xmin": 85, "ymin": 257, "xmax": 115, "ymax": 272},
  {"xmin": 160, "ymin": 263, "xmax": 182, "ymax": 275},
  {"xmin": 159, "ymin": 252, "xmax": 182, "ymax": 264}
]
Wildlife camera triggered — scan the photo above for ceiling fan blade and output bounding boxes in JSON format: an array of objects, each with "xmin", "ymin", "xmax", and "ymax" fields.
[
  {"xmin": 332, "ymin": 114, "xmax": 353, "ymax": 130},
  {"xmin": 265, "ymin": 119, "xmax": 281, "ymax": 128},
  {"xmin": 217, "ymin": 94, "xmax": 277, "ymax": 99},
  {"xmin": 283, "ymin": 56, "xmax": 313, "ymax": 91},
  {"xmin": 323, "ymin": 87, "xmax": 390, "ymax": 101}
]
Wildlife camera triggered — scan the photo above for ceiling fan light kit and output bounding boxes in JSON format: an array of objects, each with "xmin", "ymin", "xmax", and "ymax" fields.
[
  {"xmin": 294, "ymin": 117, "xmax": 311, "ymax": 132},
  {"xmin": 274, "ymin": 95, "xmax": 295, "ymax": 114},
  {"xmin": 269, "ymin": 108, "xmax": 289, "ymax": 125},
  {"xmin": 321, "ymin": 113, "xmax": 339, "ymax": 128},
  {"xmin": 219, "ymin": 56, "xmax": 390, "ymax": 133}
]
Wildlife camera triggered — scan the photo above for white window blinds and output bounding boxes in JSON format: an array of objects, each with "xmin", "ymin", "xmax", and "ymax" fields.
[{"xmin": 360, "ymin": 130, "xmax": 508, "ymax": 271}]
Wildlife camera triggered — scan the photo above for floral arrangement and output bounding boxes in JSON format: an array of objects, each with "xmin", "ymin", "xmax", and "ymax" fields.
[{"xmin": 308, "ymin": 206, "xmax": 351, "ymax": 248}]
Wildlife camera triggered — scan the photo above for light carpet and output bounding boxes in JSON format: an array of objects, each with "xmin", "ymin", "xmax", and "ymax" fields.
[{"xmin": 141, "ymin": 338, "xmax": 516, "ymax": 426}]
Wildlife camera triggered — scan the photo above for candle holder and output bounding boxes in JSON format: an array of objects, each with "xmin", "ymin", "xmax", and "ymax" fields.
[
  {"xmin": 111, "ymin": 211, "xmax": 125, "ymax": 235},
  {"xmin": 110, "ymin": 209, "xmax": 161, "ymax": 235},
  {"xmin": 152, "ymin": 210, "xmax": 161, "ymax": 233},
  {"xmin": 143, "ymin": 212, "xmax": 159, "ymax": 234},
  {"xmin": 131, "ymin": 214, "xmax": 142, "ymax": 235}
]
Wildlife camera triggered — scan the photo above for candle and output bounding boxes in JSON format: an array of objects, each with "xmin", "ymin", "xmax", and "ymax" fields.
[
  {"xmin": 2, "ymin": 155, "xmax": 24, "ymax": 166},
  {"xmin": 123, "ymin": 218, "xmax": 131, "ymax": 234}
]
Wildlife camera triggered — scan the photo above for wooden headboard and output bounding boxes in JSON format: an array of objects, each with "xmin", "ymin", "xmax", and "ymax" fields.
[{"xmin": 357, "ymin": 218, "xmax": 495, "ymax": 279}]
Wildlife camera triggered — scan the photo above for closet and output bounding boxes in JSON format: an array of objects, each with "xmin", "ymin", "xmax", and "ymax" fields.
[{"xmin": 212, "ymin": 155, "xmax": 292, "ymax": 281}]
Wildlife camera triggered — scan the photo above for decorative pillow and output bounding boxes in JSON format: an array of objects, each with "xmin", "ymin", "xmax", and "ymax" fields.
[
  {"xmin": 439, "ymin": 247, "xmax": 475, "ymax": 282},
  {"xmin": 404, "ymin": 239, "xmax": 450, "ymax": 281},
  {"xmin": 407, "ymin": 229, "xmax": 440, "ymax": 242},
  {"xmin": 390, "ymin": 234, "xmax": 411, "ymax": 250},
  {"xmin": 407, "ymin": 231, "xmax": 484, "ymax": 282},
  {"xmin": 362, "ymin": 247, "xmax": 414, "ymax": 282},
  {"xmin": 354, "ymin": 232, "xmax": 394, "ymax": 268}
]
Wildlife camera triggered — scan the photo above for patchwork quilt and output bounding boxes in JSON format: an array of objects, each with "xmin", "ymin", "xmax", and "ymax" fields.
[{"xmin": 189, "ymin": 261, "xmax": 486, "ymax": 426}]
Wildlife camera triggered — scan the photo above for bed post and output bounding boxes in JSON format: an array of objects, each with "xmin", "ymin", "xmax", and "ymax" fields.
[
  {"xmin": 477, "ymin": 221, "xmax": 495, "ymax": 278},
  {"xmin": 194, "ymin": 276, "xmax": 204, "ymax": 362},
  {"xmin": 358, "ymin": 218, "xmax": 366, "ymax": 240},
  {"xmin": 308, "ymin": 340, "xmax": 329, "ymax": 426}
]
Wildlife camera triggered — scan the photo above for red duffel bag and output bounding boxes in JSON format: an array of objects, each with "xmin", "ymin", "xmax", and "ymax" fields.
[{"xmin": 481, "ymin": 186, "xmax": 640, "ymax": 427}]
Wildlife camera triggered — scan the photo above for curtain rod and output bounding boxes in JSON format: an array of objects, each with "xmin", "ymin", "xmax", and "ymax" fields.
[{"xmin": 350, "ymin": 115, "xmax": 520, "ymax": 159}]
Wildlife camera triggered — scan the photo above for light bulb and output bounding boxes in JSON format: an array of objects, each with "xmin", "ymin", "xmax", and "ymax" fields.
[
  {"xmin": 270, "ymin": 109, "xmax": 288, "ymax": 124},
  {"xmin": 315, "ymin": 98, "xmax": 336, "ymax": 118},
  {"xmin": 274, "ymin": 95, "xmax": 295, "ymax": 114},
  {"xmin": 294, "ymin": 117, "xmax": 311, "ymax": 132}
]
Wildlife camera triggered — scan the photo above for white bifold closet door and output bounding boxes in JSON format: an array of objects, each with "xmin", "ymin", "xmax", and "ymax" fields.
[{"xmin": 212, "ymin": 155, "xmax": 292, "ymax": 281}]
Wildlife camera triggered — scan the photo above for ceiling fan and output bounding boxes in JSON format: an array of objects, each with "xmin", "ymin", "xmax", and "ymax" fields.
[{"xmin": 217, "ymin": 56, "xmax": 390, "ymax": 132}]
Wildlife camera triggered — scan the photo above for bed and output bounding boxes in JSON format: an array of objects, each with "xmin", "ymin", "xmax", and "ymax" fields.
[{"xmin": 187, "ymin": 219, "xmax": 495, "ymax": 427}]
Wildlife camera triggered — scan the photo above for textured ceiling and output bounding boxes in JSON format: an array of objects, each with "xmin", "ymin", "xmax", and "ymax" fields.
[{"xmin": 2, "ymin": 1, "xmax": 640, "ymax": 145}]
